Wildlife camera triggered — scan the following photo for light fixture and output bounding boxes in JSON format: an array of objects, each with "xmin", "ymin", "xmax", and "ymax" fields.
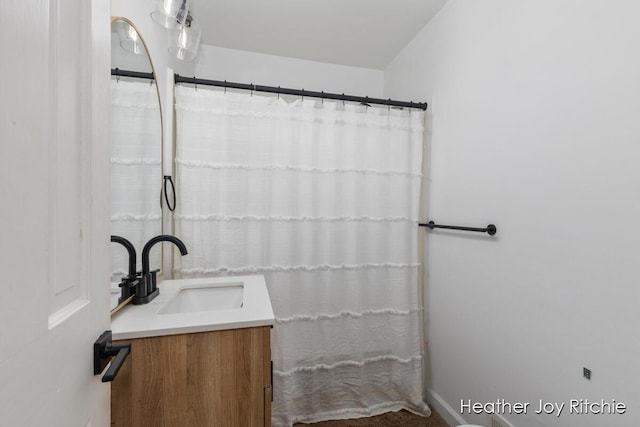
[
  {"xmin": 169, "ymin": 13, "xmax": 202, "ymax": 62},
  {"xmin": 115, "ymin": 21, "xmax": 146, "ymax": 55},
  {"xmin": 150, "ymin": 0, "xmax": 192, "ymax": 29},
  {"xmin": 151, "ymin": 0, "xmax": 201, "ymax": 62}
]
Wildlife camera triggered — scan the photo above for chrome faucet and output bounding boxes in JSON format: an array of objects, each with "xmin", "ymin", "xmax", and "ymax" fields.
[
  {"xmin": 110, "ymin": 235, "xmax": 140, "ymax": 304},
  {"xmin": 133, "ymin": 235, "xmax": 188, "ymax": 304}
]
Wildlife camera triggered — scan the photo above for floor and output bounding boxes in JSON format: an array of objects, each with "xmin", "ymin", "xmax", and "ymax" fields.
[{"xmin": 294, "ymin": 409, "xmax": 451, "ymax": 427}]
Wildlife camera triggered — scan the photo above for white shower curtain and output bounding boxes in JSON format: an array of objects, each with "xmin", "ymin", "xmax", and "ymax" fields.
[
  {"xmin": 174, "ymin": 86, "xmax": 429, "ymax": 426},
  {"xmin": 110, "ymin": 80, "xmax": 162, "ymax": 280}
]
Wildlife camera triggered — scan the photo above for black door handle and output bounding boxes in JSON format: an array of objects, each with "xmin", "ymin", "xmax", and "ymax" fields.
[{"xmin": 93, "ymin": 330, "xmax": 131, "ymax": 382}]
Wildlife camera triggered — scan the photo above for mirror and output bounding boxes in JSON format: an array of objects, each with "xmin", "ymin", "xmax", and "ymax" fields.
[{"xmin": 110, "ymin": 18, "xmax": 163, "ymax": 313}]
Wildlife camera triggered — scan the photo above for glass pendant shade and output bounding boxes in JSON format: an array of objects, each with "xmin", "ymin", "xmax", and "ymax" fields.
[
  {"xmin": 169, "ymin": 15, "xmax": 201, "ymax": 61},
  {"xmin": 151, "ymin": 0, "xmax": 192, "ymax": 29},
  {"xmin": 116, "ymin": 21, "xmax": 146, "ymax": 55}
]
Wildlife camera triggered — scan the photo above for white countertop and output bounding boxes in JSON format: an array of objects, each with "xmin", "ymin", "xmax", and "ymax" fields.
[{"xmin": 111, "ymin": 275, "xmax": 275, "ymax": 340}]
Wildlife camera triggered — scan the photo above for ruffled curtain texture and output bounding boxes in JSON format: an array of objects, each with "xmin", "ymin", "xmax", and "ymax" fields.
[
  {"xmin": 173, "ymin": 86, "xmax": 429, "ymax": 426},
  {"xmin": 110, "ymin": 80, "xmax": 162, "ymax": 282}
]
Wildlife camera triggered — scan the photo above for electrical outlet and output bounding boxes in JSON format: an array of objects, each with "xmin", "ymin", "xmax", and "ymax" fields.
[{"xmin": 583, "ymin": 367, "xmax": 591, "ymax": 380}]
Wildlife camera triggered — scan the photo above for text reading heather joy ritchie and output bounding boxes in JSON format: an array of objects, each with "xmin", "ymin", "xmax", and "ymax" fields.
[{"xmin": 461, "ymin": 399, "xmax": 626, "ymax": 417}]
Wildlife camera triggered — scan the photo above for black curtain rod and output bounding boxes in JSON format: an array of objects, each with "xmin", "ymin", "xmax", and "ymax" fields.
[
  {"xmin": 174, "ymin": 74, "xmax": 428, "ymax": 110},
  {"xmin": 109, "ymin": 69, "xmax": 427, "ymax": 110},
  {"xmin": 419, "ymin": 220, "xmax": 497, "ymax": 236},
  {"xmin": 111, "ymin": 68, "xmax": 154, "ymax": 80}
]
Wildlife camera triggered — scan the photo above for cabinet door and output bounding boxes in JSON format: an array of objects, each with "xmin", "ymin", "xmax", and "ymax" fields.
[
  {"xmin": 263, "ymin": 329, "xmax": 272, "ymax": 427},
  {"xmin": 112, "ymin": 326, "xmax": 271, "ymax": 426}
]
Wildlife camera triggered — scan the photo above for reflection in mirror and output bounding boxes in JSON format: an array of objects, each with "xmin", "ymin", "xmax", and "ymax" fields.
[{"xmin": 110, "ymin": 19, "xmax": 163, "ymax": 313}]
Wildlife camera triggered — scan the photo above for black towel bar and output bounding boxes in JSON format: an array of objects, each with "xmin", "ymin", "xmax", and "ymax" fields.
[{"xmin": 419, "ymin": 221, "xmax": 497, "ymax": 236}]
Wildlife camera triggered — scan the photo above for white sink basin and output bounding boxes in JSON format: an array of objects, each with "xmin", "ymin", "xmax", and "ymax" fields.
[
  {"xmin": 159, "ymin": 283, "xmax": 244, "ymax": 314},
  {"xmin": 111, "ymin": 275, "xmax": 275, "ymax": 340}
]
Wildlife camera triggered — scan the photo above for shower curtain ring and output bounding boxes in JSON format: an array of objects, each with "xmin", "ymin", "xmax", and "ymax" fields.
[
  {"xmin": 224, "ymin": 80, "xmax": 227, "ymax": 94},
  {"xmin": 321, "ymin": 91, "xmax": 324, "ymax": 104},
  {"xmin": 277, "ymin": 86, "xmax": 280, "ymax": 100},
  {"xmin": 194, "ymin": 76, "xmax": 197, "ymax": 91}
]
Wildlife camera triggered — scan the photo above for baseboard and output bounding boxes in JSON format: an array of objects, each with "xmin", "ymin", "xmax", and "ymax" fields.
[{"xmin": 426, "ymin": 389, "xmax": 468, "ymax": 427}]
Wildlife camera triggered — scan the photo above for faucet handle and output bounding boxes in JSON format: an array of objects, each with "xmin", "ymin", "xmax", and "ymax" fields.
[
  {"xmin": 132, "ymin": 273, "xmax": 159, "ymax": 305},
  {"xmin": 118, "ymin": 277, "xmax": 140, "ymax": 304},
  {"xmin": 148, "ymin": 270, "xmax": 160, "ymax": 294},
  {"xmin": 118, "ymin": 276, "xmax": 138, "ymax": 287}
]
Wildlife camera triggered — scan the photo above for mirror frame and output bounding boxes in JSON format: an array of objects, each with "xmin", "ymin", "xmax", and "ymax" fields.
[{"xmin": 110, "ymin": 16, "xmax": 165, "ymax": 315}]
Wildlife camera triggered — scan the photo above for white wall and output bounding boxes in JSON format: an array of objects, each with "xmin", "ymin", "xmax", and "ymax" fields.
[
  {"xmin": 385, "ymin": 1, "xmax": 640, "ymax": 426},
  {"xmin": 185, "ymin": 44, "xmax": 384, "ymax": 97}
]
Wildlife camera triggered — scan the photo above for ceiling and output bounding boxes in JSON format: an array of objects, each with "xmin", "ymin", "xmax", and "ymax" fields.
[{"xmin": 192, "ymin": 0, "xmax": 448, "ymax": 70}]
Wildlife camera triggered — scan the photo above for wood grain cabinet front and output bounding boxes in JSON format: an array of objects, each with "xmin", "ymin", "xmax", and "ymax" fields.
[{"xmin": 111, "ymin": 326, "xmax": 271, "ymax": 427}]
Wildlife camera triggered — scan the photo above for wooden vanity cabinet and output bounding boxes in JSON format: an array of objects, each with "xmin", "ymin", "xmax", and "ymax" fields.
[{"xmin": 111, "ymin": 326, "xmax": 271, "ymax": 427}]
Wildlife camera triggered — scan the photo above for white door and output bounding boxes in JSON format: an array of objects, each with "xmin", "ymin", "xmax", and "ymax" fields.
[{"xmin": 0, "ymin": 1, "xmax": 112, "ymax": 426}]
